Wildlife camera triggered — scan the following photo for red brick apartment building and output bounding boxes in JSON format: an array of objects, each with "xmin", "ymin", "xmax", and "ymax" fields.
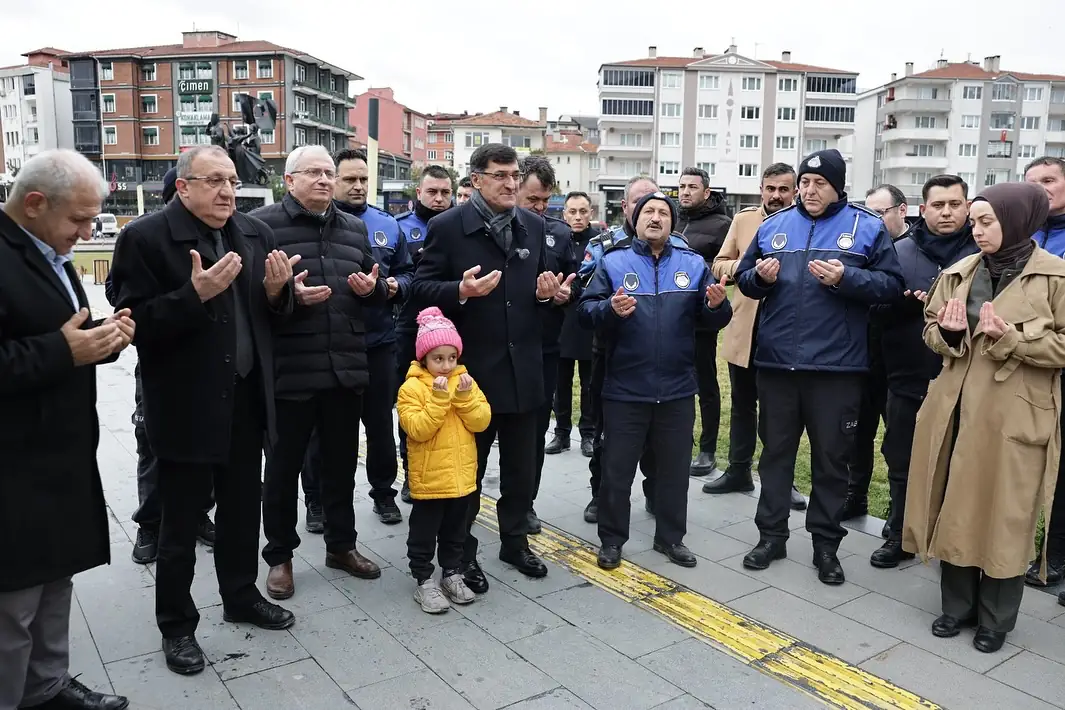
[{"xmin": 348, "ymin": 87, "xmax": 428, "ymax": 165}]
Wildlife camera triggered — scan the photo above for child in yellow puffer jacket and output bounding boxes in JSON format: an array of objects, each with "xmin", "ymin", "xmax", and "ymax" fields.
[{"xmin": 397, "ymin": 307, "xmax": 491, "ymax": 614}]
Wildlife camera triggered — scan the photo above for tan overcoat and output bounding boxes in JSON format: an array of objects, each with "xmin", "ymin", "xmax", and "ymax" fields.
[
  {"xmin": 903, "ymin": 247, "xmax": 1065, "ymax": 580},
  {"xmin": 712, "ymin": 205, "xmax": 767, "ymax": 367}
]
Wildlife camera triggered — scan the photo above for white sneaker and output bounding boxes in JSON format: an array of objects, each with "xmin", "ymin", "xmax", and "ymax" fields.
[
  {"xmin": 414, "ymin": 578, "xmax": 450, "ymax": 614},
  {"xmin": 441, "ymin": 573, "xmax": 476, "ymax": 605}
]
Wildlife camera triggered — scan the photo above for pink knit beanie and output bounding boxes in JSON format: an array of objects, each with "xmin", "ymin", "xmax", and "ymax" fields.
[{"xmin": 415, "ymin": 307, "xmax": 463, "ymax": 361}]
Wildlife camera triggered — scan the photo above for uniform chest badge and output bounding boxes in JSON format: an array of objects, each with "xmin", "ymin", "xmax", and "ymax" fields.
[
  {"xmin": 771, "ymin": 233, "xmax": 788, "ymax": 250},
  {"xmin": 546, "ymin": 235, "xmax": 555, "ymax": 248},
  {"xmin": 374, "ymin": 230, "xmax": 388, "ymax": 247},
  {"xmin": 837, "ymin": 233, "xmax": 855, "ymax": 250},
  {"xmin": 674, "ymin": 271, "xmax": 690, "ymax": 288},
  {"xmin": 410, "ymin": 227, "xmax": 422, "ymax": 240},
  {"xmin": 623, "ymin": 272, "xmax": 640, "ymax": 291}
]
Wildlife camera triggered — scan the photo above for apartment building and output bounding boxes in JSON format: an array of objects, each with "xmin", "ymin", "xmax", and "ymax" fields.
[
  {"xmin": 545, "ymin": 130, "xmax": 600, "ymax": 213},
  {"xmin": 426, "ymin": 111, "xmax": 471, "ymax": 170},
  {"xmin": 348, "ymin": 87, "xmax": 428, "ymax": 164},
  {"xmin": 62, "ymin": 30, "xmax": 361, "ymax": 215},
  {"xmin": 449, "ymin": 107, "xmax": 549, "ymax": 176},
  {"xmin": 852, "ymin": 56, "xmax": 1065, "ymax": 211},
  {"xmin": 0, "ymin": 48, "xmax": 74, "ymax": 182},
  {"xmin": 597, "ymin": 44, "xmax": 858, "ymax": 221}
]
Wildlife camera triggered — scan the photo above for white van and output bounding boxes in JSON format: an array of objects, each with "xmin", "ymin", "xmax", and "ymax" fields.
[{"xmin": 92, "ymin": 213, "xmax": 119, "ymax": 239}]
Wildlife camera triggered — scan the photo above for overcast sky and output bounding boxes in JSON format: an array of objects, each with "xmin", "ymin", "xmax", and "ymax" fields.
[{"xmin": 4, "ymin": 0, "xmax": 1064, "ymax": 118}]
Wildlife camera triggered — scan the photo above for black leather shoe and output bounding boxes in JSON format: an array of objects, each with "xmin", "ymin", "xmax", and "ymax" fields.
[
  {"xmin": 743, "ymin": 541, "xmax": 787, "ymax": 570},
  {"xmin": 790, "ymin": 487, "xmax": 807, "ymax": 511},
  {"xmin": 702, "ymin": 467, "xmax": 754, "ymax": 494},
  {"xmin": 840, "ymin": 494, "xmax": 868, "ymax": 520},
  {"xmin": 500, "ymin": 547, "xmax": 548, "ymax": 578},
  {"xmin": 597, "ymin": 544, "xmax": 622, "ymax": 569},
  {"xmin": 305, "ymin": 502, "xmax": 324, "ymax": 534},
  {"xmin": 373, "ymin": 499, "xmax": 404, "ymax": 525},
  {"xmin": 814, "ymin": 550, "xmax": 845, "ymax": 585},
  {"xmin": 162, "ymin": 635, "xmax": 205, "ymax": 675},
  {"xmin": 1025, "ymin": 558, "xmax": 1065, "ymax": 587},
  {"xmin": 544, "ymin": 433, "xmax": 570, "ymax": 455},
  {"xmin": 654, "ymin": 542, "xmax": 697, "ymax": 568},
  {"xmin": 973, "ymin": 626, "xmax": 1008, "ymax": 653},
  {"xmin": 131, "ymin": 527, "xmax": 158, "ymax": 565},
  {"xmin": 526, "ymin": 509, "xmax": 542, "ymax": 535},
  {"xmin": 689, "ymin": 452, "xmax": 719, "ymax": 477},
  {"xmin": 869, "ymin": 539, "xmax": 915, "ymax": 569},
  {"xmin": 580, "ymin": 437, "xmax": 594, "ymax": 457},
  {"xmin": 34, "ymin": 677, "xmax": 130, "ymax": 709},
  {"xmin": 1058, "ymin": 589, "xmax": 1065, "ymax": 607},
  {"xmin": 400, "ymin": 479, "xmax": 412, "ymax": 504},
  {"xmin": 583, "ymin": 498, "xmax": 598, "ymax": 523},
  {"xmin": 881, "ymin": 521, "xmax": 890, "ymax": 539},
  {"xmin": 223, "ymin": 599, "xmax": 295, "ymax": 630},
  {"xmin": 931, "ymin": 614, "xmax": 976, "ymax": 638},
  {"xmin": 196, "ymin": 516, "xmax": 216, "ymax": 548},
  {"xmin": 463, "ymin": 560, "xmax": 490, "ymax": 594}
]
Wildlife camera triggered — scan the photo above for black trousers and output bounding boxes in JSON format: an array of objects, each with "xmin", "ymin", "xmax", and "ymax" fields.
[
  {"xmin": 300, "ymin": 344, "xmax": 398, "ymax": 506},
  {"xmin": 534, "ymin": 351, "xmax": 561, "ymax": 502},
  {"xmin": 755, "ymin": 369, "xmax": 862, "ymax": 550},
  {"xmin": 599, "ymin": 397, "xmax": 694, "ymax": 547},
  {"xmin": 464, "ymin": 411, "xmax": 538, "ymax": 561},
  {"xmin": 588, "ymin": 349, "xmax": 655, "ymax": 501},
  {"xmin": 849, "ymin": 366, "xmax": 887, "ymax": 498},
  {"xmin": 726, "ymin": 362, "xmax": 759, "ymax": 470},
  {"xmin": 553, "ymin": 357, "xmax": 594, "ymax": 440},
  {"xmin": 155, "ymin": 374, "xmax": 264, "ymax": 639},
  {"xmin": 262, "ymin": 388, "xmax": 362, "ymax": 567},
  {"xmin": 694, "ymin": 331, "xmax": 722, "ymax": 454},
  {"xmin": 408, "ymin": 493, "xmax": 475, "ymax": 581},
  {"xmin": 1041, "ymin": 407, "xmax": 1065, "ymax": 561},
  {"xmin": 395, "ymin": 332, "xmax": 417, "ymax": 478},
  {"xmin": 881, "ymin": 391, "xmax": 922, "ymax": 540},
  {"xmin": 941, "ymin": 562, "xmax": 1025, "ymax": 633}
]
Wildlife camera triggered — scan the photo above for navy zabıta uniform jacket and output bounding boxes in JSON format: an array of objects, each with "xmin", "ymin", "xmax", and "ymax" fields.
[{"xmin": 578, "ymin": 238, "xmax": 732, "ymax": 403}]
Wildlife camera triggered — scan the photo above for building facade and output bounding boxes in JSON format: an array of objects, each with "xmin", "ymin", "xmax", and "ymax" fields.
[
  {"xmin": 448, "ymin": 107, "xmax": 549, "ymax": 177},
  {"xmin": 596, "ymin": 45, "xmax": 858, "ymax": 222},
  {"xmin": 0, "ymin": 48, "xmax": 74, "ymax": 183},
  {"xmin": 62, "ymin": 30, "xmax": 361, "ymax": 216},
  {"xmin": 852, "ymin": 56, "xmax": 1065, "ymax": 212},
  {"xmin": 348, "ymin": 87, "xmax": 428, "ymax": 165},
  {"xmin": 545, "ymin": 130, "xmax": 601, "ymax": 215}
]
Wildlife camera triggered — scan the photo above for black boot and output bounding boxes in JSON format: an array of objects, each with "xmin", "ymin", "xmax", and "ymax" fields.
[
  {"xmin": 1025, "ymin": 557, "xmax": 1065, "ymax": 587},
  {"xmin": 400, "ymin": 478, "xmax": 412, "ymax": 504},
  {"xmin": 870, "ymin": 539, "xmax": 915, "ymax": 568},
  {"xmin": 544, "ymin": 432, "xmax": 570, "ymax": 454},
  {"xmin": 790, "ymin": 486, "xmax": 807, "ymax": 511},
  {"xmin": 583, "ymin": 497, "xmax": 598, "ymax": 523},
  {"xmin": 840, "ymin": 492, "xmax": 868, "ymax": 520},
  {"xmin": 689, "ymin": 452, "xmax": 720, "ymax": 477},
  {"xmin": 305, "ymin": 501, "xmax": 324, "ymax": 534},
  {"xmin": 702, "ymin": 465, "xmax": 754, "ymax": 494}
]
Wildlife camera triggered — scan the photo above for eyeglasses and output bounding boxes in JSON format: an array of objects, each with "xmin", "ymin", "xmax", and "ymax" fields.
[
  {"xmin": 291, "ymin": 168, "xmax": 338, "ymax": 181},
  {"xmin": 476, "ymin": 170, "xmax": 524, "ymax": 184},
  {"xmin": 871, "ymin": 203, "xmax": 902, "ymax": 216},
  {"xmin": 186, "ymin": 176, "xmax": 242, "ymax": 190}
]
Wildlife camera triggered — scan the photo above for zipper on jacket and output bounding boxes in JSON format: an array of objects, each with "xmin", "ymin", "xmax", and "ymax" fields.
[
  {"xmin": 793, "ymin": 219, "xmax": 816, "ymax": 371},
  {"xmin": 654, "ymin": 255, "xmax": 661, "ymax": 403}
]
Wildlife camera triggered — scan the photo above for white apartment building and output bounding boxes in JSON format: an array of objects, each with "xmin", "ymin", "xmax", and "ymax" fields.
[
  {"xmin": 449, "ymin": 108, "xmax": 548, "ymax": 177},
  {"xmin": 596, "ymin": 45, "xmax": 858, "ymax": 223},
  {"xmin": 852, "ymin": 56, "xmax": 1065, "ymax": 213},
  {"xmin": 544, "ymin": 130, "xmax": 601, "ymax": 214},
  {"xmin": 0, "ymin": 48, "xmax": 74, "ymax": 183}
]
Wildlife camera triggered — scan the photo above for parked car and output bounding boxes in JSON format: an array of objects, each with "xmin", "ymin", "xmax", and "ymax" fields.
[{"xmin": 92, "ymin": 213, "xmax": 119, "ymax": 239}]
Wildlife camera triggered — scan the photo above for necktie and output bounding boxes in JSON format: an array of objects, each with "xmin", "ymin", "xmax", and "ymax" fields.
[{"xmin": 211, "ymin": 229, "xmax": 254, "ymax": 378}]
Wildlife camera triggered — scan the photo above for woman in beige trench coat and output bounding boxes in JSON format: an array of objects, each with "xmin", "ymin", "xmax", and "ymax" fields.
[{"xmin": 903, "ymin": 181, "xmax": 1063, "ymax": 653}]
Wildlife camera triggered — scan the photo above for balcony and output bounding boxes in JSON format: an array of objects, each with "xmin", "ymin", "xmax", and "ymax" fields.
[
  {"xmin": 880, "ymin": 155, "xmax": 950, "ymax": 171},
  {"xmin": 1049, "ymin": 103, "xmax": 1065, "ymax": 118},
  {"xmin": 877, "ymin": 98, "xmax": 952, "ymax": 119},
  {"xmin": 804, "ymin": 120, "xmax": 856, "ymax": 134},
  {"xmin": 1047, "ymin": 131, "xmax": 1065, "ymax": 145},
  {"xmin": 75, "ymin": 141, "xmax": 101, "ymax": 153},
  {"xmin": 599, "ymin": 114, "xmax": 654, "ymax": 125},
  {"xmin": 598, "ymin": 142, "xmax": 652, "ymax": 154},
  {"xmin": 73, "ymin": 110, "xmax": 98, "ymax": 121},
  {"xmin": 881, "ymin": 127, "xmax": 950, "ymax": 143},
  {"xmin": 293, "ymin": 78, "xmax": 353, "ymax": 104}
]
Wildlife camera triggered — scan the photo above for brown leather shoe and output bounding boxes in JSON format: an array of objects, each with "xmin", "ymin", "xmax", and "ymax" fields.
[
  {"xmin": 325, "ymin": 549, "xmax": 382, "ymax": 580},
  {"xmin": 266, "ymin": 560, "xmax": 294, "ymax": 600}
]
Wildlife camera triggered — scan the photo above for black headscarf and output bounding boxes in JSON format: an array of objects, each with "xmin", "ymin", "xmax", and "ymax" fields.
[{"xmin": 972, "ymin": 182, "xmax": 1049, "ymax": 278}]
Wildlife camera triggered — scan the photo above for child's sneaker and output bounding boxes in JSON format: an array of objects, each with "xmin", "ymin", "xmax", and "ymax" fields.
[
  {"xmin": 441, "ymin": 572, "xmax": 476, "ymax": 605},
  {"xmin": 414, "ymin": 578, "xmax": 450, "ymax": 614}
]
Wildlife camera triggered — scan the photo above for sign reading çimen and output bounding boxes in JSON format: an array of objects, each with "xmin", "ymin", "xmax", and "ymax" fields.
[{"xmin": 178, "ymin": 79, "xmax": 214, "ymax": 94}]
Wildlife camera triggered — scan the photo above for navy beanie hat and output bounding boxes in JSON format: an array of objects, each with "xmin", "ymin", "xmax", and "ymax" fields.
[
  {"xmin": 797, "ymin": 149, "xmax": 847, "ymax": 197},
  {"xmin": 632, "ymin": 191, "xmax": 678, "ymax": 232},
  {"xmin": 161, "ymin": 168, "xmax": 178, "ymax": 204}
]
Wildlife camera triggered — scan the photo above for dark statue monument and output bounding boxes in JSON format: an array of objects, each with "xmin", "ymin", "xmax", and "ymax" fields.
[{"xmin": 207, "ymin": 93, "xmax": 278, "ymax": 186}]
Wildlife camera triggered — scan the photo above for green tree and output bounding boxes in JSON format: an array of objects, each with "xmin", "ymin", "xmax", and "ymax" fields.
[{"xmin": 270, "ymin": 174, "xmax": 287, "ymax": 203}]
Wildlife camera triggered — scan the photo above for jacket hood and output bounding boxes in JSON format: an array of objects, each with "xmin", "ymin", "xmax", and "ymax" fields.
[
  {"xmin": 680, "ymin": 191, "xmax": 729, "ymax": 221},
  {"xmin": 405, "ymin": 361, "xmax": 469, "ymax": 385}
]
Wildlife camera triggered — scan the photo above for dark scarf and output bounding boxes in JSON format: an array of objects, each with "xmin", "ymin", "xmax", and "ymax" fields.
[
  {"xmin": 286, "ymin": 193, "xmax": 333, "ymax": 224},
  {"xmin": 911, "ymin": 219, "xmax": 974, "ymax": 268},
  {"xmin": 469, "ymin": 189, "xmax": 516, "ymax": 252},
  {"xmin": 973, "ymin": 182, "xmax": 1049, "ymax": 278},
  {"xmin": 415, "ymin": 200, "xmax": 445, "ymax": 223},
  {"xmin": 334, "ymin": 199, "xmax": 365, "ymax": 218}
]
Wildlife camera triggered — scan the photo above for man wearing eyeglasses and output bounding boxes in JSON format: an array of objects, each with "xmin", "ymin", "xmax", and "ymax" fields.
[
  {"xmin": 110, "ymin": 145, "xmax": 299, "ymax": 675},
  {"xmin": 251, "ymin": 145, "xmax": 389, "ymax": 602}
]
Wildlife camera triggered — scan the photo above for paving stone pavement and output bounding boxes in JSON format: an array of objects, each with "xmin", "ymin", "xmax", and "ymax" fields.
[{"xmin": 75, "ymin": 280, "xmax": 1064, "ymax": 710}]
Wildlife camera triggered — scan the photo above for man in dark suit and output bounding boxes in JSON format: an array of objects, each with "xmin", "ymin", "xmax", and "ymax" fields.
[
  {"xmin": 109, "ymin": 145, "xmax": 297, "ymax": 676},
  {"xmin": 412, "ymin": 143, "xmax": 568, "ymax": 588},
  {"xmin": 0, "ymin": 149, "xmax": 132, "ymax": 710}
]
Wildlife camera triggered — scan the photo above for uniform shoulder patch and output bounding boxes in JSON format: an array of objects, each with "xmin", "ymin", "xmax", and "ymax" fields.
[
  {"xmin": 373, "ymin": 230, "xmax": 389, "ymax": 246},
  {"xmin": 395, "ymin": 210, "xmax": 413, "ymax": 220},
  {"xmin": 850, "ymin": 202, "xmax": 883, "ymax": 219}
]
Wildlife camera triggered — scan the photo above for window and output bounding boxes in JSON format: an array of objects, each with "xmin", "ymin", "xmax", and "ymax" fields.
[
  {"xmin": 661, "ymin": 72, "xmax": 681, "ymax": 89},
  {"xmin": 26, "ymin": 127, "xmax": 38, "ymax": 143},
  {"xmin": 260, "ymin": 130, "xmax": 274, "ymax": 145},
  {"xmin": 777, "ymin": 107, "xmax": 797, "ymax": 121},
  {"xmin": 806, "ymin": 139, "xmax": 827, "ymax": 153},
  {"xmin": 775, "ymin": 136, "xmax": 796, "ymax": 150},
  {"xmin": 990, "ymin": 113, "xmax": 1015, "ymax": 129},
  {"xmin": 915, "ymin": 87, "xmax": 939, "ymax": 100},
  {"xmin": 874, "ymin": 148, "xmax": 883, "ymax": 161},
  {"xmin": 985, "ymin": 169, "xmax": 1011, "ymax": 185},
  {"xmin": 179, "ymin": 126, "xmax": 210, "ymax": 146},
  {"xmin": 805, "ymin": 105, "xmax": 855, "ymax": 123},
  {"xmin": 178, "ymin": 62, "xmax": 195, "ymax": 80},
  {"xmin": 739, "ymin": 135, "xmax": 759, "ymax": 148},
  {"xmin": 445, "ymin": 150, "xmax": 454, "ymax": 161},
  {"xmin": 196, "ymin": 62, "xmax": 211, "ymax": 79},
  {"xmin": 257, "ymin": 91, "xmax": 274, "ymax": 103},
  {"xmin": 698, "ymin": 104, "xmax": 718, "ymax": 119},
  {"xmin": 1024, "ymin": 86, "xmax": 1044, "ymax": 102},
  {"xmin": 1052, "ymin": 89, "xmax": 1065, "ymax": 104},
  {"xmin": 103, "ymin": 126, "xmax": 117, "ymax": 145},
  {"xmin": 102, "ymin": 94, "xmax": 115, "ymax": 114},
  {"xmin": 1049, "ymin": 146, "xmax": 1065, "ymax": 158},
  {"xmin": 659, "ymin": 132, "xmax": 680, "ymax": 146},
  {"xmin": 233, "ymin": 60, "xmax": 249, "ymax": 80},
  {"xmin": 294, "ymin": 127, "xmax": 307, "ymax": 146},
  {"xmin": 601, "ymin": 68, "xmax": 655, "ymax": 87},
  {"xmin": 696, "ymin": 133, "xmax": 717, "ymax": 148},
  {"xmin": 958, "ymin": 143, "xmax": 978, "ymax": 157},
  {"xmin": 330, "ymin": 75, "xmax": 337, "ymax": 92},
  {"xmin": 660, "ymin": 102, "xmax": 681, "ymax": 117},
  {"xmin": 464, "ymin": 132, "xmax": 490, "ymax": 147},
  {"xmin": 504, "ymin": 134, "xmax": 531, "ymax": 148},
  {"xmin": 778, "ymin": 77, "xmax": 799, "ymax": 92},
  {"xmin": 987, "ymin": 141, "xmax": 1013, "ymax": 158},
  {"xmin": 257, "ymin": 59, "xmax": 273, "ymax": 79},
  {"xmin": 696, "ymin": 162, "xmax": 715, "ymax": 175},
  {"xmin": 142, "ymin": 126, "xmax": 159, "ymax": 146},
  {"xmin": 99, "ymin": 61, "xmax": 113, "ymax": 81},
  {"xmin": 618, "ymin": 133, "xmax": 643, "ymax": 147},
  {"xmin": 414, "ymin": 138, "xmax": 425, "ymax": 149},
  {"xmin": 295, "ymin": 64, "xmax": 306, "ymax": 83},
  {"xmin": 414, "ymin": 117, "xmax": 425, "ymax": 129},
  {"xmin": 911, "ymin": 172, "xmax": 932, "ymax": 185},
  {"xmin": 1050, "ymin": 118, "xmax": 1065, "ymax": 132},
  {"xmin": 141, "ymin": 64, "xmax": 156, "ymax": 82},
  {"xmin": 991, "ymin": 82, "xmax": 1016, "ymax": 101},
  {"xmin": 698, "ymin": 74, "xmax": 719, "ymax": 90},
  {"xmin": 740, "ymin": 106, "xmax": 760, "ymax": 120},
  {"xmin": 601, "ymin": 98, "xmax": 653, "ymax": 116},
  {"xmin": 427, "ymin": 149, "xmax": 437, "ymax": 160},
  {"xmin": 1021, "ymin": 116, "xmax": 1040, "ymax": 130},
  {"xmin": 742, "ymin": 76, "xmax": 762, "ymax": 91},
  {"xmin": 738, "ymin": 163, "xmax": 759, "ymax": 177},
  {"xmin": 1019, "ymin": 144, "xmax": 1039, "ymax": 158},
  {"xmin": 912, "ymin": 143, "xmax": 938, "ymax": 156},
  {"xmin": 960, "ymin": 115, "xmax": 980, "ymax": 128},
  {"xmin": 962, "ymin": 86, "xmax": 982, "ymax": 100},
  {"xmin": 294, "ymin": 95, "xmax": 307, "ymax": 112},
  {"xmin": 913, "ymin": 115, "xmax": 937, "ymax": 129},
  {"xmin": 958, "ymin": 172, "xmax": 975, "ymax": 185},
  {"xmin": 141, "ymin": 95, "xmax": 157, "ymax": 114},
  {"xmin": 806, "ymin": 75, "xmax": 857, "ymax": 94},
  {"xmin": 659, "ymin": 161, "xmax": 679, "ymax": 176}
]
